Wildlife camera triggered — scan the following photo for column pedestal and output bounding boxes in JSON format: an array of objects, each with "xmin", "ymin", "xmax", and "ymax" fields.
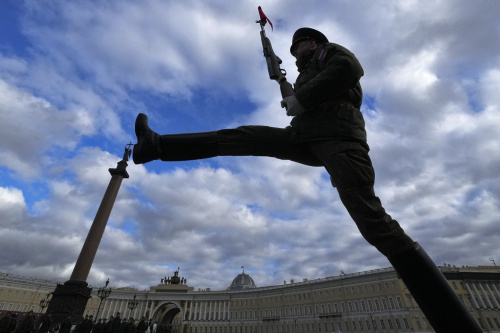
[{"xmin": 45, "ymin": 280, "xmax": 92, "ymax": 324}]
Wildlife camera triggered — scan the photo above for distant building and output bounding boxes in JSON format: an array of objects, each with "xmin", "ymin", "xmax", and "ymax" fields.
[{"xmin": 1, "ymin": 265, "xmax": 500, "ymax": 332}]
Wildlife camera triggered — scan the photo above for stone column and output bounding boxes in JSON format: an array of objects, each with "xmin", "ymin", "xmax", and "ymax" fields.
[
  {"xmin": 183, "ymin": 301, "xmax": 188, "ymax": 320},
  {"xmin": 112, "ymin": 299, "xmax": 118, "ymax": 316},
  {"xmin": 465, "ymin": 282, "xmax": 479, "ymax": 309},
  {"xmin": 465, "ymin": 283, "xmax": 479, "ymax": 309},
  {"xmin": 189, "ymin": 300, "xmax": 193, "ymax": 320},
  {"xmin": 148, "ymin": 300, "xmax": 154, "ymax": 320},
  {"xmin": 137, "ymin": 300, "xmax": 142, "ymax": 318},
  {"xmin": 479, "ymin": 283, "xmax": 494, "ymax": 308},
  {"xmin": 472, "ymin": 283, "xmax": 487, "ymax": 308},
  {"xmin": 46, "ymin": 147, "xmax": 131, "ymax": 325},
  {"xmin": 100, "ymin": 298, "xmax": 109, "ymax": 320},
  {"xmin": 490, "ymin": 283, "xmax": 500, "ymax": 308},
  {"xmin": 191, "ymin": 300, "xmax": 198, "ymax": 320},
  {"xmin": 485, "ymin": 283, "xmax": 500, "ymax": 308},
  {"xmin": 120, "ymin": 299, "xmax": 125, "ymax": 315},
  {"xmin": 70, "ymin": 154, "xmax": 130, "ymax": 282}
]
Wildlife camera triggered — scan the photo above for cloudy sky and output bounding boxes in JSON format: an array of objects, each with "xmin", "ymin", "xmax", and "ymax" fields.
[{"xmin": 1, "ymin": 0, "xmax": 499, "ymax": 291}]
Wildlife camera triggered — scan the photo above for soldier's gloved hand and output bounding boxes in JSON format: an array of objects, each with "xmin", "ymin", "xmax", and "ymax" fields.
[{"xmin": 280, "ymin": 96, "xmax": 306, "ymax": 116}]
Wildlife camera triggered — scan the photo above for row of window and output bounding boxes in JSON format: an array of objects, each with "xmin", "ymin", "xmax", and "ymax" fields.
[
  {"xmin": 97, "ymin": 293, "xmax": 406, "ymax": 323},
  {"xmin": 457, "ymin": 281, "xmax": 500, "ymax": 291},
  {"xmin": 472, "ymin": 295, "xmax": 500, "ymax": 309},
  {"xmin": 478, "ymin": 316, "xmax": 500, "ymax": 330},
  {"xmin": 0, "ymin": 289, "xmax": 45, "ymax": 300},
  {"xmin": 231, "ymin": 296, "xmax": 405, "ymax": 320},
  {"xmin": 233, "ymin": 281, "xmax": 400, "ymax": 308},
  {"xmin": 101, "ymin": 294, "xmax": 409, "ymax": 323},
  {"xmin": 187, "ymin": 316, "xmax": 412, "ymax": 333},
  {"xmin": 0, "ymin": 301, "xmax": 40, "ymax": 312}
]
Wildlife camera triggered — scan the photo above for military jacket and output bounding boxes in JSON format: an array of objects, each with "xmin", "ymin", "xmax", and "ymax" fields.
[{"xmin": 290, "ymin": 42, "xmax": 369, "ymax": 152}]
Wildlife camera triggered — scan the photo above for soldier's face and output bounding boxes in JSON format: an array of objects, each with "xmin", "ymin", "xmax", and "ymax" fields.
[{"xmin": 292, "ymin": 39, "xmax": 317, "ymax": 59}]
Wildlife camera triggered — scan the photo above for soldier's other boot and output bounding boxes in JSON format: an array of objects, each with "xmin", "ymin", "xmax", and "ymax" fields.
[
  {"xmin": 133, "ymin": 113, "xmax": 161, "ymax": 164},
  {"xmin": 388, "ymin": 243, "xmax": 481, "ymax": 333}
]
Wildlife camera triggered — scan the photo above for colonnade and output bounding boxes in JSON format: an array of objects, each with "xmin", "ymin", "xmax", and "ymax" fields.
[
  {"xmin": 464, "ymin": 281, "xmax": 500, "ymax": 309},
  {"xmin": 95, "ymin": 297, "xmax": 233, "ymax": 323},
  {"xmin": 97, "ymin": 297, "xmax": 156, "ymax": 320},
  {"xmin": 186, "ymin": 300, "xmax": 231, "ymax": 321}
]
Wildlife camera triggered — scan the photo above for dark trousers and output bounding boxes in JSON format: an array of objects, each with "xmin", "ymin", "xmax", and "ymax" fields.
[{"xmin": 160, "ymin": 125, "xmax": 415, "ymax": 258}]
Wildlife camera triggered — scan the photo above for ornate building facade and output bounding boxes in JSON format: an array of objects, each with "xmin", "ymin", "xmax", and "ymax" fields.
[{"xmin": 1, "ymin": 265, "xmax": 500, "ymax": 332}]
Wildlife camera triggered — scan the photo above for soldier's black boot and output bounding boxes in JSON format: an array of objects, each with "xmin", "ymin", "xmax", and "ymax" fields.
[
  {"xmin": 388, "ymin": 243, "xmax": 481, "ymax": 333},
  {"xmin": 133, "ymin": 113, "xmax": 220, "ymax": 164},
  {"xmin": 133, "ymin": 113, "xmax": 161, "ymax": 164}
]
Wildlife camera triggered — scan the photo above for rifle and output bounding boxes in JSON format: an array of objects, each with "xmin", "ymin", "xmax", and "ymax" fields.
[{"xmin": 256, "ymin": 6, "xmax": 295, "ymax": 100}]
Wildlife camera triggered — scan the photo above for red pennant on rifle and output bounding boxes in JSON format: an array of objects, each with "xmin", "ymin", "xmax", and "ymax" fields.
[{"xmin": 258, "ymin": 6, "xmax": 273, "ymax": 30}]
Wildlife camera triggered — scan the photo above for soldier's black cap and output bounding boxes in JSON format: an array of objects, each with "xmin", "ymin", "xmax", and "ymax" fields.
[{"xmin": 290, "ymin": 28, "xmax": 328, "ymax": 54}]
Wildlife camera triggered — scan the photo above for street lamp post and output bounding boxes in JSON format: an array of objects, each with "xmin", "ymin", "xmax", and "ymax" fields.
[
  {"xmin": 95, "ymin": 279, "xmax": 112, "ymax": 322},
  {"xmin": 127, "ymin": 294, "xmax": 139, "ymax": 319}
]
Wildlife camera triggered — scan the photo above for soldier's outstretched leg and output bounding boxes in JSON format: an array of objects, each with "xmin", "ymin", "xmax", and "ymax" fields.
[{"xmin": 133, "ymin": 113, "xmax": 322, "ymax": 166}]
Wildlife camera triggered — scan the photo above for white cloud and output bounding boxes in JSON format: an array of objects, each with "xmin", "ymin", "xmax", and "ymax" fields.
[
  {"xmin": 0, "ymin": 79, "xmax": 94, "ymax": 178},
  {"xmin": 0, "ymin": 187, "xmax": 27, "ymax": 223}
]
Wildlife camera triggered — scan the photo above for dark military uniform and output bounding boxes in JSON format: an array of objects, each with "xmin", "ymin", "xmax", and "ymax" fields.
[
  {"xmin": 133, "ymin": 29, "xmax": 482, "ymax": 333},
  {"xmin": 291, "ymin": 42, "xmax": 367, "ymax": 146},
  {"xmin": 154, "ymin": 41, "xmax": 414, "ymax": 258}
]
